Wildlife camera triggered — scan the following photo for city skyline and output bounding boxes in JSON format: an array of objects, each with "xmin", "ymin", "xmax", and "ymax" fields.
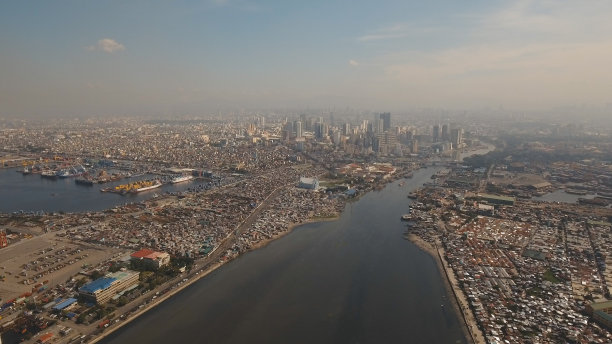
[{"xmin": 2, "ymin": 1, "xmax": 612, "ymax": 117}]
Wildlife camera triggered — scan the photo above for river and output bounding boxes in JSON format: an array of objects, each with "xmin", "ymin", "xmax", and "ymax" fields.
[
  {"xmin": 101, "ymin": 167, "xmax": 467, "ymax": 344},
  {"xmin": 532, "ymin": 189, "xmax": 596, "ymax": 204}
]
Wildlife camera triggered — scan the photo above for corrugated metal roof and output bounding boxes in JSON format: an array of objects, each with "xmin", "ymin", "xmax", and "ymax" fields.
[
  {"xmin": 52, "ymin": 298, "xmax": 77, "ymax": 310},
  {"xmin": 79, "ymin": 277, "xmax": 116, "ymax": 294}
]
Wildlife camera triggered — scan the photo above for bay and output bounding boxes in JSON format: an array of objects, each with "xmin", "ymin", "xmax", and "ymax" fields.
[{"xmin": 0, "ymin": 169, "xmax": 206, "ymax": 213}]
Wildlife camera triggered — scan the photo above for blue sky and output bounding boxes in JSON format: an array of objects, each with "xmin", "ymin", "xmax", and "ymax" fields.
[{"xmin": 1, "ymin": 0, "xmax": 611, "ymax": 117}]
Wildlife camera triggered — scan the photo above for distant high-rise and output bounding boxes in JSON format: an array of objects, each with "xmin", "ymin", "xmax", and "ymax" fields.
[
  {"xmin": 294, "ymin": 121, "xmax": 303, "ymax": 138},
  {"xmin": 432, "ymin": 125, "xmax": 440, "ymax": 143},
  {"xmin": 315, "ymin": 122, "xmax": 328, "ymax": 139},
  {"xmin": 343, "ymin": 122, "xmax": 351, "ymax": 136},
  {"xmin": 411, "ymin": 139, "xmax": 418, "ymax": 154},
  {"xmin": 441, "ymin": 124, "xmax": 449, "ymax": 141},
  {"xmin": 333, "ymin": 130, "xmax": 342, "ymax": 145},
  {"xmin": 451, "ymin": 128, "xmax": 463, "ymax": 148},
  {"xmin": 375, "ymin": 118, "xmax": 384, "ymax": 134},
  {"xmin": 284, "ymin": 121, "xmax": 294, "ymax": 140},
  {"xmin": 379, "ymin": 112, "xmax": 391, "ymax": 132}
]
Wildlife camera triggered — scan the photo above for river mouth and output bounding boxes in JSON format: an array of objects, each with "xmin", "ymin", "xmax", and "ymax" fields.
[{"xmin": 101, "ymin": 167, "xmax": 467, "ymax": 344}]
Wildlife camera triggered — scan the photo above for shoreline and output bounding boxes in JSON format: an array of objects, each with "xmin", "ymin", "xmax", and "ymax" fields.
[
  {"xmin": 406, "ymin": 233, "xmax": 486, "ymax": 344},
  {"xmin": 247, "ymin": 215, "xmax": 340, "ymax": 251},
  {"xmin": 90, "ymin": 215, "xmax": 340, "ymax": 343}
]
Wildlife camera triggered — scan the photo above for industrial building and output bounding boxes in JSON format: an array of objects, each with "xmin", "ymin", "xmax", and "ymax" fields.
[
  {"xmin": 52, "ymin": 298, "xmax": 77, "ymax": 312},
  {"xmin": 478, "ymin": 193, "xmax": 516, "ymax": 206},
  {"xmin": 130, "ymin": 249, "xmax": 171, "ymax": 270},
  {"xmin": 79, "ymin": 270, "xmax": 140, "ymax": 304},
  {"xmin": 298, "ymin": 177, "xmax": 319, "ymax": 190}
]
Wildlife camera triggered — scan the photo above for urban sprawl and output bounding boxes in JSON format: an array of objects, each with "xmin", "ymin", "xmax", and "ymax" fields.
[{"xmin": 0, "ymin": 112, "xmax": 612, "ymax": 344}]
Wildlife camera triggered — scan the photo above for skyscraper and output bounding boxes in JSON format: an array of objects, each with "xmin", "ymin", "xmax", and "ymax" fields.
[
  {"xmin": 294, "ymin": 121, "xmax": 303, "ymax": 138},
  {"xmin": 451, "ymin": 128, "xmax": 463, "ymax": 148},
  {"xmin": 379, "ymin": 112, "xmax": 391, "ymax": 132},
  {"xmin": 432, "ymin": 125, "xmax": 440, "ymax": 143},
  {"xmin": 343, "ymin": 122, "xmax": 351, "ymax": 136},
  {"xmin": 441, "ymin": 124, "xmax": 449, "ymax": 142}
]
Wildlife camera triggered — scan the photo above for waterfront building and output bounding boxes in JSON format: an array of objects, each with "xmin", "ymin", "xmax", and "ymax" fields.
[
  {"xmin": 478, "ymin": 193, "xmax": 516, "ymax": 206},
  {"xmin": 130, "ymin": 249, "xmax": 171, "ymax": 270},
  {"xmin": 79, "ymin": 270, "xmax": 140, "ymax": 304},
  {"xmin": 586, "ymin": 300, "xmax": 612, "ymax": 330},
  {"xmin": 298, "ymin": 177, "xmax": 319, "ymax": 190}
]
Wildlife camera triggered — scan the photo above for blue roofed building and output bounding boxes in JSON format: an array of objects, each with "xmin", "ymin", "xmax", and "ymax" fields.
[
  {"xmin": 52, "ymin": 298, "xmax": 77, "ymax": 311},
  {"xmin": 79, "ymin": 270, "xmax": 140, "ymax": 304}
]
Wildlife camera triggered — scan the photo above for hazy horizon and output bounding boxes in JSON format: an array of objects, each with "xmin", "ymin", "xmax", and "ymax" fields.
[{"xmin": 2, "ymin": 1, "xmax": 612, "ymax": 117}]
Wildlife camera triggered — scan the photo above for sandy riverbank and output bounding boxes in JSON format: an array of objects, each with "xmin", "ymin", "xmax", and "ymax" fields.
[
  {"xmin": 248, "ymin": 215, "xmax": 340, "ymax": 251},
  {"xmin": 89, "ymin": 215, "xmax": 340, "ymax": 343},
  {"xmin": 406, "ymin": 233, "xmax": 486, "ymax": 344}
]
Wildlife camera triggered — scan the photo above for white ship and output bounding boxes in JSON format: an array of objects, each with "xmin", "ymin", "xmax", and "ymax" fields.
[
  {"xmin": 133, "ymin": 180, "xmax": 163, "ymax": 193},
  {"xmin": 171, "ymin": 175, "xmax": 194, "ymax": 184}
]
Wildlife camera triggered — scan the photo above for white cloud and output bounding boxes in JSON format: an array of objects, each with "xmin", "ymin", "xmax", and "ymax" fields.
[
  {"xmin": 349, "ymin": 60, "xmax": 359, "ymax": 66},
  {"xmin": 87, "ymin": 38, "xmax": 125, "ymax": 53}
]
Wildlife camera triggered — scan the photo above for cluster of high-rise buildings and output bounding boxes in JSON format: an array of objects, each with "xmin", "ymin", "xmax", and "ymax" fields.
[
  {"xmin": 432, "ymin": 123, "xmax": 464, "ymax": 152},
  {"xmin": 242, "ymin": 112, "xmax": 469, "ymax": 157},
  {"xmin": 268, "ymin": 112, "xmax": 420, "ymax": 156}
]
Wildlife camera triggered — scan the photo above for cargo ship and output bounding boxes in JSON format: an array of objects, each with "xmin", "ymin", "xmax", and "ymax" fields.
[
  {"xmin": 171, "ymin": 175, "xmax": 194, "ymax": 184},
  {"xmin": 57, "ymin": 165, "xmax": 86, "ymax": 178},
  {"xmin": 133, "ymin": 180, "xmax": 162, "ymax": 193},
  {"xmin": 564, "ymin": 189, "xmax": 588, "ymax": 195},
  {"xmin": 102, "ymin": 179, "xmax": 162, "ymax": 194},
  {"xmin": 75, "ymin": 178, "xmax": 94, "ymax": 186}
]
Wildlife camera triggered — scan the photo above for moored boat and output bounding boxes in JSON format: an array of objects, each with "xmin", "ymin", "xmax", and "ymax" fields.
[
  {"xmin": 171, "ymin": 175, "xmax": 194, "ymax": 184},
  {"xmin": 41, "ymin": 170, "xmax": 58, "ymax": 179},
  {"xmin": 133, "ymin": 180, "xmax": 162, "ymax": 193}
]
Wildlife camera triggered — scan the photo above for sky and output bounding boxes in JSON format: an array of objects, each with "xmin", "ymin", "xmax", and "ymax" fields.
[{"xmin": 1, "ymin": 0, "xmax": 612, "ymax": 117}]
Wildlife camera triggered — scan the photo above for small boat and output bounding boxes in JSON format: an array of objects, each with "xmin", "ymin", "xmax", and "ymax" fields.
[{"xmin": 401, "ymin": 214, "xmax": 412, "ymax": 221}]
